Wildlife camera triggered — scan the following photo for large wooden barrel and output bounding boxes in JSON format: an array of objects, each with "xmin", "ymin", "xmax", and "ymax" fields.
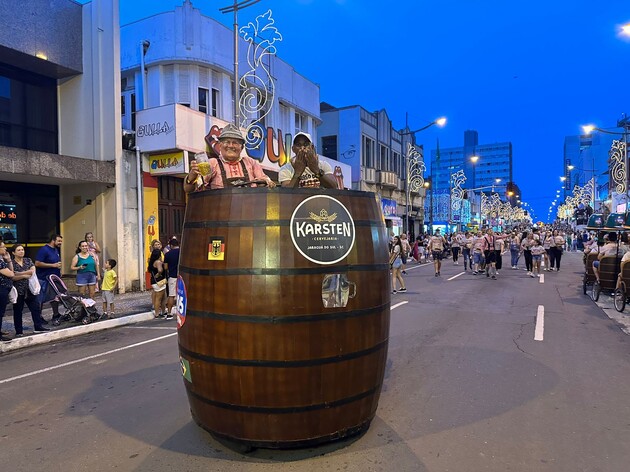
[{"xmin": 177, "ymin": 187, "xmax": 390, "ymax": 448}]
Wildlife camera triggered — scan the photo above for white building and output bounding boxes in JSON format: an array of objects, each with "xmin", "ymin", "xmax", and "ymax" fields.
[{"xmin": 120, "ymin": 0, "xmax": 350, "ymax": 253}]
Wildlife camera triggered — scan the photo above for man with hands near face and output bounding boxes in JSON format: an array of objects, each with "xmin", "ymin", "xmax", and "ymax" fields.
[{"xmin": 279, "ymin": 132, "xmax": 339, "ymax": 189}]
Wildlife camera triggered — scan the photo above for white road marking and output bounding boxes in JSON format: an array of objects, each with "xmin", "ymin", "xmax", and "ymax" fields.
[
  {"xmin": 534, "ymin": 305, "xmax": 545, "ymax": 341},
  {"xmin": 0, "ymin": 333, "xmax": 178, "ymax": 385},
  {"xmin": 447, "ymin": 272, "xmax": 466, "ymax": 281},
  {"xmin": 405, "ymin": 263, "xmax": 434, "ymax": 271},
  {"xmin": 539, "ymin": 274, "xmax": 545, "ymax": 284},
  {"xmin": 391, "ymin": 301, "xmax": 408, "ymax": 310},
  {"xmin": 126, "ymin": 326, "xmax": 178, "ymax": 330}
]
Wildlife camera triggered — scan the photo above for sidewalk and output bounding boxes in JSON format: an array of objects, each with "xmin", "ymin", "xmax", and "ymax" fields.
[{"xmin": 1, "ymin": 290, "xmax": 161, "ymax": 354}]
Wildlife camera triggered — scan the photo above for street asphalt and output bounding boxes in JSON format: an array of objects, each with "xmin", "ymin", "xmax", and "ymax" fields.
[{"xmin": 2, "ymin": 251, "xmax": 630, "ymax": 471}]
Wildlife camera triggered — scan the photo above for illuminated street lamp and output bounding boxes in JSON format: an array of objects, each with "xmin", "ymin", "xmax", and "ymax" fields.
[
  {"xmin": 560, "ymin": 176, "xmax": 567, "ymax": 182},
  {"xmin": 400, "ymin": 116, "xmax": 447, "ymax": 234}
]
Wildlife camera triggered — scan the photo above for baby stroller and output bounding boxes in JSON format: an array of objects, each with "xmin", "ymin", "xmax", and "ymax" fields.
[{"xmin": 46, "ymin": 274, "xmax": 101, "ymax": 325}]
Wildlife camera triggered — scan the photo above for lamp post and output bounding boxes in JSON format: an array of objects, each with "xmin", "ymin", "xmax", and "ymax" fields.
[
  {"xmin": 400, "ymin": 117, "xmax": 446, "ymax": 234},
  {"xmin": 470, "ymin": 155, "xmax": 479, "ymax": 227},
  {"xmin": 219, "ymin": 0, "xmax": 263, "ymax": 126},
  {"xmin": 424, "ymin": 179, "xmax": 433, "ymax": 233}
]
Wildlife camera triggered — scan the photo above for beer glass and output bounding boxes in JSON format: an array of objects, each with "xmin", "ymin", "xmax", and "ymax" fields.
[{"xmin": 195, "ymin": 152, "xmax": 211, "ymax": 177}]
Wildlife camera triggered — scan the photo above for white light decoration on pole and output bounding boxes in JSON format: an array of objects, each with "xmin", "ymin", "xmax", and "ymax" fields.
[
  {"xmin": 405, "ymin": 143, "xmax": 426, "ymax": 234},
  {"xmin": 610, "ymin": 139, "xmax": 627, "ymax": 195},
  {"xmin": 237, "ymin": 8, "xmax": 283, "ymax": 152},
  {"xmin": 450, "ymin": 169, "xmax": 466, "ymax": 211}
]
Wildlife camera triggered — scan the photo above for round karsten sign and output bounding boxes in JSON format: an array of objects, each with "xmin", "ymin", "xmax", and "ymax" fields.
[
  {"xmin": 176, "ymin": 275, "xmax": 187, "ymax": 329},
  {"xmin": 290, "ymin": 195, "xmax": 356, "ymax": 265}
]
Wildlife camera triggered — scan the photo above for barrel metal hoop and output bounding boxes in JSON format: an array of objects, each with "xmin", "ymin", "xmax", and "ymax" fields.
[
  {"xmin": 179, "ymin": 263, "xmax": 390, "ymax": 277},
  {"xmin": 183, "ymin": 219, "xmax": 377, "ymax": 228},
  {"xmin": 187, "ymin": 384, "xmax": 381, "ymax": 414},
  {"xmin": 185, "ymin": 302, "xmax": 389, "ymax": 324},
  {"xmin": 186, "ymin": 187, "xmax": 377, "ymax": 200},
  {"xmin": 178, "ymin": 339, "xmax": 388, "ymax": 368}
]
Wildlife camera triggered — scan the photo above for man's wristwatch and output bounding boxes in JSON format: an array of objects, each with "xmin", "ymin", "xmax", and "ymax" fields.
[{"xmin": 185, "ymin": 174, "xmax": 197, "ymax": 185}]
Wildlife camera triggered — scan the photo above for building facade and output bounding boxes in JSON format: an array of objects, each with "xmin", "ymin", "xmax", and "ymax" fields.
[
  {"xmin": 0, "ymin": 0, "xmax": 144, "ymax": 291},
  {"xmin": 429, "ymin": 130, "xmax": 517, "ymax": 230},
  {"xmin": 318, "ymin": 103, "xmax": 427, "ymax": 238},
  {"xmin": 120, "ymin": 1, "xmax": 351, "ymax": 264},
  {"xmin": 563, "ymin": 132, "xmax": 620, "ymax": 213}
]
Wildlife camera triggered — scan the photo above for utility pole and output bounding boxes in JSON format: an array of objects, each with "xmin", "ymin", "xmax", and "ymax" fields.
[{"xmin": 219, "ymin": 0, "xmax": 262, "ymax": 126}]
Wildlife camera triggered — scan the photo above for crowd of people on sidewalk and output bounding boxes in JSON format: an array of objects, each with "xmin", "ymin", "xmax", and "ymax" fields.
[
  {"xmin": 0, "ymin": 232, "xmax": 122, "ymax": 342},
  {"xmin": 389, "ymin": 224, "xmax": 581, "ymax": 292}
]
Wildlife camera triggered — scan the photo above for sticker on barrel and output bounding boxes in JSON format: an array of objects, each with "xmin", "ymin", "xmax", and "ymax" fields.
[
  {"xmin": 208, "ymin": 237, "xmax": 225, "ymax": 260},
  {"xmin": 176, "ymin": 275, "xmax": 187, "ymax": 329},
  {"xmin": 290, "ymin": 195, "xmax": 356, "ymax": 265}
]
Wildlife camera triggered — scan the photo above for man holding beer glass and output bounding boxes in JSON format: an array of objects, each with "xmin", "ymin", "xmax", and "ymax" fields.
[{"xmin": 184, "ymin": 124, "xmax": 276, "ymax": 192}]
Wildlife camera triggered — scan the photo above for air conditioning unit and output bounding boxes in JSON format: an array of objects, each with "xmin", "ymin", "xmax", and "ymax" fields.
[{"xmin": 122, "ymin": 129, "xmax": 135, "ymax": 150}]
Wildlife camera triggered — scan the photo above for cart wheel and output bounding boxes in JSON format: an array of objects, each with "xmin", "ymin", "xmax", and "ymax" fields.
[
  {"xmin": 590, "ymin": 281, "xmax": 601, "ymax": 302},
  {"xmin": 614, "ymin": 284, "xmax": 626, "ymax": 312},
  {"xmin": 82, "ymin": 317, "xmax": 90, "ymax": 325}
]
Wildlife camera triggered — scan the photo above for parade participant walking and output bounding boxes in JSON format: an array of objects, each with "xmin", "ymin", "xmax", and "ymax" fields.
[
  {"xmin": 389, "ymin": 236, "xmax": 407, "ymax": 293},
  {"xmin": 482, "ymin": 229, "xmax": 498, "ymax": 279},
  {"xmin": 461, "ymin": 231, "xmax": 473, "ymax": 271},
  {"xmin": 530, "ymin": 239, "xmax": 545, "ymax": 277},
  {"xmin": 509, "ymin": 232, "xmax": 521, "ymax": 269},
  {"xmin": 472, "ymin": 231, "xmax": 485, "ymax": 275},
  {"xmin": 184, "ymin": 124, "xmax": 276, "ymax": 192},
  {"xmin": 521, "ymin": 232, "xmax": 535, "ymax": 276},
  {"xmin": 550, "ymin": 229, "xmax": 565, "ymax": 271},
  {"xmin": 400, "ymin": 233, "xmax": 412, "ymax": 274},
  {"xmin": 71, "ymin": 240, "xmax": 100, "ymax": 300},
  {"xmin": 163, "ymin": 238, "xmax": 180, "ymax": 320},
  {"xmin": 428, "ymin": 229, "xmax": 447, "ymax": 277},
  {"xmin": 35, "ymin": 234, "xmax": 63, "ymax": 325},
  {"xmin": 0, "ymin": 241, "xmax": 15, "ymax": 341},
  {"xmin": 541, "ymin": 230, "xmax": 552, "ymax": 271},
  {"xmin": 10, "ymin": 244, "xmax": 49, "ymax": 336},
  {"xmin": 494, "ymin": 233, "xmax": 505, "ymax": 273},
  {"xmin": 451, "ymin": 231, "xmax": 462, "ymax": 265},
  {"xmin": 279, "ymin": 132, "xmax": 339, "ymax": 188}
]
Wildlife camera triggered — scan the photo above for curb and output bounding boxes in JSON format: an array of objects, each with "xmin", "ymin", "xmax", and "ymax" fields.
[{"xmin": 0, "ymin": 312, "xmax": 155, "ymax": 354}]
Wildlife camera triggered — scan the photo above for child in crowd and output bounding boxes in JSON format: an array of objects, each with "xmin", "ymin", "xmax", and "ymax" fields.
[
  {"xmin": 101, "ymin": 259, "xmax": 117, "ymax": 318},
  {"xmin": 530, "ymin": 240, "xmax": 545, "ymax": 278}
]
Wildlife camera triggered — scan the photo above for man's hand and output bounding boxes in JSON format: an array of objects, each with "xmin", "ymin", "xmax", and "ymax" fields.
[
  {"xmin": 303, "ymin": 148, "xmax": 319, "ymax": 174},
  {"xmin": 187, "ymin": 160, "xmax": 200, "ymax": 183},
  {"xmin": 292, "ymin": 152, "xmax": 307, "ymax": 176}
]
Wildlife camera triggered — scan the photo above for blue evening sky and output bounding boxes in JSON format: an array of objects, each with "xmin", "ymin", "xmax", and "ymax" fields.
[{"xmin": 94, "ymin": 0, "xmax": 630, "ymax": 222}]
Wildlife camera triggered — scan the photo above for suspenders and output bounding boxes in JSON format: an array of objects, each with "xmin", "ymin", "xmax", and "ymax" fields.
[{"xmin": 215, "ymin": 159, "xmax": 250, "ymax": 187}]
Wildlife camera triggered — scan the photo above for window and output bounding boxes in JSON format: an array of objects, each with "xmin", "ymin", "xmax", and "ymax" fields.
[
  {"xmin": 279, "ymin": 103, "xmax": 289, "ymax": 132},
  {"xmin": 380, "ymin": 145, "xmax": 388, "ymax": 170},
  {"xmin": 211, "ymin": 88, "xmax": 219, "ymax": 117},
  {"xmin": 0, "ymin": 67, "xmax": 58, "ymax": 153},
  {"xmin": 131, "ymin": 93, "xmax": 137, "ymax": 131},
  {"xmin": 121, "ymin": 95, "xmax": 126, "ymax": 116},
  {"xmin": 295, "ymin": 112, "xmax": 305, "ymax": 134},
  {"xmin": 362, "ymin": 136, "xmax": 375, "ymax": 168},
  {"xmin": 321, "ymin": 135, "xmax": 338, "ymax": 160},
  {"xmin": 198, "ymin": 87, "xmax": 208, "ymax": 114}
]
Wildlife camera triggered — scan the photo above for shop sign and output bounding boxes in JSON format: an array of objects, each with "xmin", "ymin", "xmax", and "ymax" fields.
[
  {"xmin": 290, "ymin": 195, "xmax": 355, "ymax": 265},
  {"xmin": 0, "ymin": 204, "xmax": 18, "ymax": 224},
  {"xmin": 149, "ymin": 152, "xmax": 188, "ymax": 175},
  {"xmin": 381, "ymin": 198, "xmax": 397, "ymax": 217}
]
